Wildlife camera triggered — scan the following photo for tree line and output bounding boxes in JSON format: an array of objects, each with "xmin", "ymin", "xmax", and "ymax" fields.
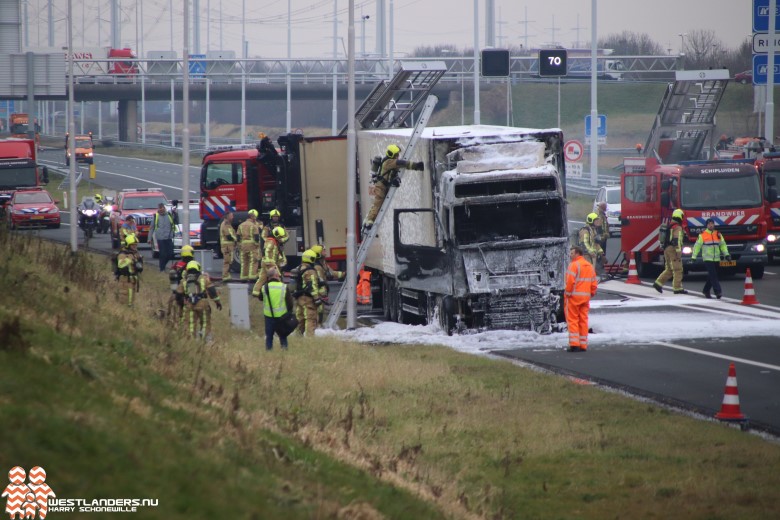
[{"xmin": 413, "ymin": 30, "xmax": 751, "ymax": 75}]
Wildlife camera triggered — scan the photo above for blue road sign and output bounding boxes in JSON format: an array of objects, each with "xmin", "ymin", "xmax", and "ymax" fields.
[
  {"xmin": 754, "ymin": 0, "xmax": 780, "ymax": 32},
  {"xmin": 584, "ymin": 114, "xmax": 607, "ymax": 137},
  {"xmin": 753, "ymin": 54, "xmax": 780, "ymax": 84},
  {"xmin": 189, "ymin": 55, "xmax": 206, "ymax": 77}
]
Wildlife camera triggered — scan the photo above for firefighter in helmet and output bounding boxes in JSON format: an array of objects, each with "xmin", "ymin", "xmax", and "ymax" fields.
[
  {"xmin": 118, "ymin": 215, "xmax": 137, "ymax": 249},
  {"xmin": 293, "ymin": 249, "xmax": 320, "ymax": 336},
  {"xmin": 167, "ymin": 245, "xmax": 195, "ymax": 324},
  {"xmin": 176, "ymin": 260, "xmax": 222, "ymax": 340},
  {"xmin": 252, "ymin": 226, "xmax": 288, "ymax": 296},
  {"xmin": 654, "ymin": 209, "xmax": 687, "ymax": 294},
  {"xmin": 578, "ymin": 212, "xmax": 604, "ymax": 268},
  {"xmin": 261, "ymin": 209, "xmax": 284, "ymax": 240},
  {"xmin": 115, "ymin": 234, "xmax": 141, "ymax": 307},
  {"xmin": 308, "ymin": 244, "xmax": 345, "ymax": 323},
  {"xmin": 237, "ymin": 209, "xmax": 262, "ymax": 280},
  {"xmin": 361, "ymin": 144, "xmax": 424, "ymax": 236},
  {"xmin": 219, "ymin": 211, "xmax": 237, "ymax": 281}
]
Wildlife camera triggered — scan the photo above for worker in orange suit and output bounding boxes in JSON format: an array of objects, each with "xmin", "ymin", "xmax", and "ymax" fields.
[
  {"xmin": 564, "ymin": 245, "xmax": 598, "ymax": 352},
  {"xmin": 357, "ymin": 269, "xmax": 371, "ymax": 305}
]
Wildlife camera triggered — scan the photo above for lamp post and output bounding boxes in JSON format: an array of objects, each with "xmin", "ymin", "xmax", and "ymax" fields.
[
  {"xmin": 361, "ymin": 15, "xmax": 370, "ymax": 56},
  {"xmin": 678, "ymin": 33, "xmax": 686, "ymax": 54}
]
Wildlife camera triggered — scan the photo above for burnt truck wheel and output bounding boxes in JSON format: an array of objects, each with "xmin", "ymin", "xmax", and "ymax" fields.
[{"xmin": 436, "ymin": 296, "xmax": 457, "ymax": 336}]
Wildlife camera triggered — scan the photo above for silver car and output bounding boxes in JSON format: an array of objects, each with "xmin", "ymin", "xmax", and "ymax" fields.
[{"xmin": 592, "ymin": 185, "xmax": 621, "ymax": 236}]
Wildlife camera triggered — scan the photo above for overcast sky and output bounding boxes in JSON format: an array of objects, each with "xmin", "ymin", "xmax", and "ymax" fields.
[{"xmin": 31, "ymin": 0, "xmax": 750, "ymax": 59}]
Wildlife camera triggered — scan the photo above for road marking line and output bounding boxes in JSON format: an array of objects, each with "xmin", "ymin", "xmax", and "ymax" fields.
[{"xmin": 653, "ymin": 341, "xmax": 780, "ymax": 372}]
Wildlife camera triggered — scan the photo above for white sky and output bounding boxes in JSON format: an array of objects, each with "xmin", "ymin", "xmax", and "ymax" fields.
[
  {"xmin": 321, "ymin": 281, "xmax": 780, "ymax": 354},
  {"xmin": 36, "ymin": 1, "xmax": 750, "ymax": 59}
]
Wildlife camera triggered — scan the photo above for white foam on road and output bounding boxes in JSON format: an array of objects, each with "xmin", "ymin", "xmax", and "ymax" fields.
[{"xmin": 320, "ymin": 286, "xmax": 780, "ymax": 357}]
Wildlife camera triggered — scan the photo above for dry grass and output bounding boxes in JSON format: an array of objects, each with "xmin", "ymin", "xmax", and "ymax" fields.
[{"xmin": 3, "ymin": 232, "xmax": 780, "ymax": 519}]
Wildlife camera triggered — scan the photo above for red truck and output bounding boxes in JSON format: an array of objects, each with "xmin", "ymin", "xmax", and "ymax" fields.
[
  {"xmin": 621, "ymin": 157, "xmax": 770, "ymax": 279},
  {"xmin": 0, "ymin": 138, "xmax": 49, "ymax": 218},
  {"xmin": 753, "ymin": 152, "xmax": 780, "ymax": 262},
  {"xmin": 199, "ymin": 134, "xmax": 349, "ymax": 269},
  {"xmin": 9, "ymin": 114, "xmax": 41, "ymax": 150}
]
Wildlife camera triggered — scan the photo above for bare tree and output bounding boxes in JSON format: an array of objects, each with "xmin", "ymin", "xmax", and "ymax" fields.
[
  {"xmin": 683, "ymin": 29, "xmax": 724, "ymax": 69},
  {"xmin": 599, "ymin": 31, "xmax": 665, "ymax": 55}
]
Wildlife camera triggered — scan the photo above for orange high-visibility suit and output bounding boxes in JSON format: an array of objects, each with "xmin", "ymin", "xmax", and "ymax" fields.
[
  {"xmin": 357, "ymin": 269, "xmax": 371, "ymax": 304},
  {"xmin": 565, "ymin": 255, "xmax": 598, "ymax": 351}
]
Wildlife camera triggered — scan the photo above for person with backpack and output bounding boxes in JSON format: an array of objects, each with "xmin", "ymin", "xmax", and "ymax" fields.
[
  {"xmin": 115, "ymin": 234, "xmax": 142, "ymax": 307},
  {"xmin": 167, "ymin": 245, "xmax": 195, "ymax": 324},
  {"xmin": 691, "ymin": 218, "xmax": 730, "ymax": 299},
  {"xmin": 258, "ymin": 267, "xmax": 295, "ymax": 350},
  {"xmin": 361, "ymin": 144, "xmax": 424, "ymax": 236},
  {"xmin": 292, "ymin": 249, "xmax": 321, "ymax": 337},
  {"xmin": 654, "ymin": 208, "xmax": 687, "ymax": 294},
  {"xmin": 578, "ymin": 212, "xmax": 604, "ymax": 268},
  {"xmin": 176, "ymin": 260, "xmax": 222, "ymax": 341}
]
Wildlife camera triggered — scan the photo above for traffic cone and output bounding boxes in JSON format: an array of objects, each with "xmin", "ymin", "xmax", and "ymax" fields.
[
  {"xmin": 740, "ymin": 268, "xmax": 760, "ymax": 305},
  {"xmin": 715, "ymin": 363, "xmax": 746, "ymax": 422},
  {"xmin": 625, "ymin": 252, "xmax": 640, "ymax": 284}
]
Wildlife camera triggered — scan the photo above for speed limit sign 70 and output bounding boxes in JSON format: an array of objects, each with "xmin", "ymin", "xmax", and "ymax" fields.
[{"xmin": 564, "ymin": 140, "xmax": 584, "ymax": 162}]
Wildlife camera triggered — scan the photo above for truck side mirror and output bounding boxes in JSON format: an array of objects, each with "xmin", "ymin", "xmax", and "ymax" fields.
[
  {"xmin": 660, "ymin": 179, "xmax": 671, "ymax": 191},
  {"xmin": 660, "ymin": 192, "xmax": 669, "ymax": 207},
  {"xmin": 769, "ymin": 187, "xmax": 778, "ymax": 203},
  {"xmin": 768, "ymin": 176, "xmax": 777, "ymax": 187},
  {"xmin": 41, "ymin": 166, "xmax": 49, "ymax": 185}
]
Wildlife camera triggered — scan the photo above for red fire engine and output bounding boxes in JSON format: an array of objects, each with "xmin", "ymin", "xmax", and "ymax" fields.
[
  {"xmin": 753, "ymin": 152, "xmax": 780, "ymax": 262},
  {"xmin": 621, "ymin": 157, "xmax": 771, "ymax": 279},
  {"xmin": 199, "ymin": 133, "xmax": 349, "ymax": 269}
]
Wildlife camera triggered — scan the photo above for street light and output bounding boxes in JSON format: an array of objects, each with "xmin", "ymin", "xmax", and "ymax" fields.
[
  {"xmin": 361, "ymin": 15, "xmax": 370, "ymax": 56},
  {"xmin": 678, "ymin": 33, "xmax": 687, "ymax": 54}
]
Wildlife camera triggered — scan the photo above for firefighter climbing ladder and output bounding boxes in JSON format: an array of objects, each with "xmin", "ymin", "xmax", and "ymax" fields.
[{"xmin": 324, "ymin": 94, "xmax": 438, "ymax": 330}]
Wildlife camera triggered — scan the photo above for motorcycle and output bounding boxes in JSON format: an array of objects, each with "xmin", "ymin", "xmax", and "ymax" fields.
[
  {"xmin": 98, "ymin": 199, "xmax": 113, "ymax": 234},
  {"xmin": 78, "ymin": 199, "xmax": 100, "ymax": 239}
]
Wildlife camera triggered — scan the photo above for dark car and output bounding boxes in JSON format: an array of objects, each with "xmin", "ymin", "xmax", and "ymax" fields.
[
  {"xmin": 734, "ymin": 70, "xmax": 753, "ymax": 85},
  {"xmin": 5, "ymin": 188, "xmax": 61, "ymax": 229}
]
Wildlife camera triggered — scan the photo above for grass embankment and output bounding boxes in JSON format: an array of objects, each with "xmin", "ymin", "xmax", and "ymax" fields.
[{"xmin": 3, "ymin": 232, "xmax": 780, "ymax": 519}]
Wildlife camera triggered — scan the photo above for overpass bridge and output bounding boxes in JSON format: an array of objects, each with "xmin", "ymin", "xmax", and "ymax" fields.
[{"xmin": 6, "ymin": 55, "xmax": 681, "ymax": 141}]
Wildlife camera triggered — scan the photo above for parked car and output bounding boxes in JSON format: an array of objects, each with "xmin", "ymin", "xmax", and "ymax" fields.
[
  {"xmin": 150, "ymin": 200, "xmax": 202, "ymax": 258},
  {"xmin": 109, "ymin": 188, "xmax": 169, "ymax": 247},
  {"xmin": 592, "ymin": 185, "xmax": 621, "ymax": 236},
  {"xmin": 5, "ymin": 187, "xmax": 60, "ymax": 229},
  {"xmin": 734, "ymin": 70, "xmax": 753, "ymax": 85}
]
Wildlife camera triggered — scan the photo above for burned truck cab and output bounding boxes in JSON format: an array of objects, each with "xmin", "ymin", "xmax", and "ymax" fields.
[{"xmin": 385, "ymin": 128, "xmax": 569, "ymax": 334}]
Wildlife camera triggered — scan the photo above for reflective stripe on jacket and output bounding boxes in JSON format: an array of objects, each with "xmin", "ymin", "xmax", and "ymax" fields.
[
  {"xmin": 668, "ymin": 223, "xmax": 684, "ymax": 253},
  {"xmin": 578, "ymin": 224, "xmax": 603, "ymax": 257},
  {"xmin": 692, "ymin": 229, "xmax": 728, "ymax": 261},
  {"xmin": 565, "ymin": 256, "xmax": 598, "ymax": 304},
  {"xmin": 262, "ymin": 281, "xmax": 289, "ymax": 317}
]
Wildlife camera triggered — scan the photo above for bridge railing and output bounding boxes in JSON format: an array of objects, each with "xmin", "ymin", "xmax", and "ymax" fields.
[{"xmin": 71, "ymin": 55, "xmax": 682, "ymax": 86}]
